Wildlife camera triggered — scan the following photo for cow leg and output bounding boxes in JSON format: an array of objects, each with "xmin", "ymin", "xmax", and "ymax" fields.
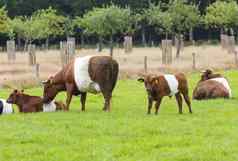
[
  {"xmin": 101, "ymin": 91, "xmax": 112, "ymax": 112},
  {"xmin": 80, "ymin": 92, "xmax": 87, "ymax": 111},
  {"xmin": 182, "ymin": 93, "xmax": 192, "ymax": 114},
  {"xmin": 175, "ymin": 93, "xmax": 183, "ymax": 114},
  {"xmin": 147, "ymin": 96, "xmax": 153, "ymax": 114},
  {"xmin": 65, "ymin": 83, "xmax": 74, "ymax": 111},
  {"xmin": 155, "ymin": 97, "xmax": 162, "ymax": 115}
]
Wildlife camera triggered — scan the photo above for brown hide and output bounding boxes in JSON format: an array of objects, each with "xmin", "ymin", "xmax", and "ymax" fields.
[
  {"xmin": 193, "ymin": 80, "xmax": 229, "ymax": 100},
  {"xmin": 6, "ymin": 90, "xmax": 66, "ymax": 113},
  {"xmin": 193, "ymin": 70, "xmax": 229, "ymax": 100},
  {"xmin": 138, "ymin": 73, "xmax": 192, "ymax": 114},
  {"xmin": 42, "ymin": 56, "xmax": 119, "ymax": 112}
]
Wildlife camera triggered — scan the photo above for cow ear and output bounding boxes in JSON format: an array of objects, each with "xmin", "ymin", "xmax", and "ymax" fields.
[{"xmin": 137, "ymin": 78, "xmax": 144, "ymax": 82}]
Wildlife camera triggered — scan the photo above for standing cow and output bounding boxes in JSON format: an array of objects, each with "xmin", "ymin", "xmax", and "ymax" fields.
[
  {"xmin": 193, "ymin": 70, "xmax": 232, "ymax": 100},
  {"xmin": 42, "ymin": 56, "xmax": 119, "ymax": 112},
  {"xmin": 138, "ymin": 73, "xmax": 192, "ymax": 114}
]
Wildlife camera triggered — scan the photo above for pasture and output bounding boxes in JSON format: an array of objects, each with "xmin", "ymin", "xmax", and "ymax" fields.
[{"xmin": 0, "ymin": 70, "xmax": 238, "ymax": 161}]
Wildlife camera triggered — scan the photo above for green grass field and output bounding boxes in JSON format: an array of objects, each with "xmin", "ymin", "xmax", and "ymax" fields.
[{"xmin": 1, "ymin": 71, "xmax": 238, "ymax": 161}]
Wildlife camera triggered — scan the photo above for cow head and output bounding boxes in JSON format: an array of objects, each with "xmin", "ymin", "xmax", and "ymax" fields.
[
  {"xmin": 138, "ymin": 75, "xmax": 157, "ymax": 93},
  {"xmin": 42, "ymin": 77, "xmax": 62, "ymax": 103},
  {"xmin": 7, "ymin": 89, "xmax": 23, "ymax": 104},
  {"xmin": 200, "ymin": 69, "xmax": 213, "ymax": 81},
  {"xmin": 42, "ymin": 78, "xmax": 57, "ymax": 103}
]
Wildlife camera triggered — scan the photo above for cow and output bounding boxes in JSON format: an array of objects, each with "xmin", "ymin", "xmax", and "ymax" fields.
[
  {"xmin": 0, "ymin": 99, "xmax": 14, "ymax": 115},
  {"xmin": 42, "ymin": 56, "xmax": 119, "ymax": 112},
  {"xmin": 193, "ymin": 70, "xmax": 232, "ymax": 100},
  {"xmin": 138, "ymin": 73, "xmax": 192, "ymax": 114},
  {"xmin": 6, "ymin": 89, "xmax": 66, "ymax": 113}
]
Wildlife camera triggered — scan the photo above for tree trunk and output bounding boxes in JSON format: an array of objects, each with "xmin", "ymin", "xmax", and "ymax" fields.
[
  {"xmin": 141, "ymin": 27, "xmax": 146, "ymax": 47},
  {"xmin": 189, "ymin": 28, "xmax": 194, "ymax": 42},
  {"xmin": 109, "ymin": 35, "xmax": 113, "ymax": 57},
  {"xmin": 24, "ymin": 39, "xmax": 29, "ymax": 53},
  {"xmin": 17, "ymin": 35, "xmax": 21, "ymax": 51},
  {"xmin": 176, "ymin": 34, "xmax": 182, "ymax": 58},
  {"xmin": 99, "ymin": 36, "xmax": 103, "ymax": 52},
  {"xmin": 45, "ymin": 38, "xmax": 49, "ymax": 50},
  {"xmin": 80, "ymin": 34, "xmax": 84, "ymax": 48}
]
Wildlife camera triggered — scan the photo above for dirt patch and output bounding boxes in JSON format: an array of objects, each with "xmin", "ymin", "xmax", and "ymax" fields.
[{"xmin": 0, "ymin": 45, "xmax": 237, "ymax": 88}]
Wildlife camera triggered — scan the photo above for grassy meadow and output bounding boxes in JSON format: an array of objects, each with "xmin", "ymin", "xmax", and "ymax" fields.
[{"xmin": 0, "ymin": 70, "xmax": 238, "ymax": 161}]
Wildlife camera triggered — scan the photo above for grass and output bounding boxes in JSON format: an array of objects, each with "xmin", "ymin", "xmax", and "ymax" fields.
[{"xmin": 1, "ymin": 70, "xmax": 238, "ymax": 161}]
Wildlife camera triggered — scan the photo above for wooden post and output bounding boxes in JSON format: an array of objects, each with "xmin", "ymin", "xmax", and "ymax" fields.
[
  {"xmin": 7, "ymin": 40, "xmax": 16, "ymax": 63},
  {"xmin": 228, "ymin": 36, "xmax": 235, "ymax": 54},
  {"xmin": 33, "ymin": 63, "xmax": 40, "ymax": 79},
  {"xmin": 192, "ymin": 52, "xmax": 196, "ymax": 70},
  {"xmin": 28, "ymin": 44, "xmax": 36, "ymax": 66},
  {"xmin": 60, "ymin": 41, "xmax": 67, "ymax": 66},
  {"xmin": 234, "ymin": 51, "xmax": 238, "ymax": 67},
  {"xmin": 67, "ymin": 38, "xmax": 75, "ymax": 60},
  {"xmin": 124, "ymin": 36, "xmax": 133, "ymax": 53},
  {"xmin": 162, "ymin": 40, "xmax": 172, "ymax": 65},
  {"xmin": 144, "ymin": 56, "xmax": 148, "ymax": 73}
]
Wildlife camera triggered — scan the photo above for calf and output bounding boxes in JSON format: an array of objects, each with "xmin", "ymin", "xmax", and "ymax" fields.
[
  {"xmin": 138, "ymin": 73, "xmax": 192, "ymax": 114},
  {"xmin": 193, "ymin": 70, "xmax": 231, "ymax": 100},
  {"xmin": 0, "ymin": 99, "xmax": 14, "ymax": 115},
  {"xmin": 6, "ymin": 90, "xmax": 66, "ymax": 113}
]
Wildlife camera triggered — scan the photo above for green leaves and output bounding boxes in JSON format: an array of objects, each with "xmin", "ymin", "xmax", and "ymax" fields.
[
  {"xmin": 0, "ymin": 6, "xmax": 10, "ymax": 34},
  {"xmin": 75, "ymin": 5, "xmax": 133, "ymax": 37},
  {"xmin": 204, "ymin": 1, "xmax": 238, "ymax": 29}
]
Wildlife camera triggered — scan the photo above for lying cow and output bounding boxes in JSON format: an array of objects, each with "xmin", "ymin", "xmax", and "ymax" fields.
[
  {"xmin": 42, "ymin": 56, "xmax": 119, "ymax": 112},
  {"xmin": 138, "ymin": 73, "xmax": 192, "ymax": 114},
  {"xmin": 6, "ymin": 89, "xmax": 66, "ymax": 113},
  {"xmin": 193, "ymin": 70, "xmax": 232, "ymax": 100},
  {"xmin": 0, "ymin": 99, "xmax": 14, "ymax": 115}
]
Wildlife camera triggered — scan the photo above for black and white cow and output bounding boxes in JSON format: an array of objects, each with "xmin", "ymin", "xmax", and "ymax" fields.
[{"xmin": 0, "ymin": 99, "xmax": 14, "ymax": 115}]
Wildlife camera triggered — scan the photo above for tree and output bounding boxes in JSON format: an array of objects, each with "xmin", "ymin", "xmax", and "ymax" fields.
[
  {"xmin": 168, "ymin": 0, "xmax": 200, "ymax": 58},
  {"xmin": 204, "ymin": 0, "xmax": 238, "ymax": 34},
  {"xmin": 75, "ymin": 5, "xmax": 133, "ymax": 54},
  {"xmin": 0, "ymin": 6, "xmax": 10, "ymax": 34},
  {"xmin": 33, "ymin": 7, "xmax": 66, "ymax": 48}
]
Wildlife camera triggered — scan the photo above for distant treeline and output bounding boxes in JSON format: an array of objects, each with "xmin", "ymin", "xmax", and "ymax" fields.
[{"xmin": 0, "ymin": 0, "xmax": 237, "ymax": 47}]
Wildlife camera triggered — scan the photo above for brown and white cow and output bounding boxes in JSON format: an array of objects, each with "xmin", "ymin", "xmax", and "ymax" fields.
[
  {"xmin": 138, "ymin": 73, "xmax": 192, "ymax": 114},
  {"xmin": 193, "ymin": 70, "xmax": 232, "ymax": 100},
  {"xmin": 42, "ymin": 56, "xmax": 119, "ymax": 112},
  {"xmin": 6, "ymin": 89, "xmax": 66, "ymax": 113}
]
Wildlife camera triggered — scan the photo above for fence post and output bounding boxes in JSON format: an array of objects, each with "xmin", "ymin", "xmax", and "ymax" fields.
[
  {"xmin": 33, "ymin": 63, "xmax": 40, "ymax": 79},
  {"xmin": 67, "ymin": 38, "xmax": 75, "ymax": 61},
  {"xmin": 7, "ymin": 40, "xmax": 16, "ymax": 63},
  {"xmin": 124, "ymin": 35, "xmax": 133, "ymax": 53},
  {"xmin": 28, "ymin": 44, "xmax": 36, "ymax": 66},
  {"xmin": 144, "ymin": 56, "xmax": 148, "ymax": 73},
  {"xmin": 162, "ymin": 40, "xmax": 172, "ymax": 65},
  {"xmin": 192, "ymin": 52, "xmax": 196, "ymax": 70},
  {"xmin": 60, "ymin": 41, "xmax": 67, "ymax": 66},
  {"xmin": 234, "ymin": 51, "xmax": 238, "ymax": 67}
]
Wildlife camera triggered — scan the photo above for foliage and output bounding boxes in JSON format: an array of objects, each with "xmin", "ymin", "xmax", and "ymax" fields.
[
  {"xmin": 33, "ymin": 7, "xmax": 66, "ymax": 39},
  {"xmin": 0, "ymin": 6, "xmax": 10, "ymax": 34},
  {"xmin": 204, "ymin": 1, "xmax": 238, "ymax": 29},
  {"xmin": 75, "ymin": 5, "xmax": 133, "ymax": 38},
  {"xmin": 168, "ymin": 0, "xmax": 200, "ymax": 34}
]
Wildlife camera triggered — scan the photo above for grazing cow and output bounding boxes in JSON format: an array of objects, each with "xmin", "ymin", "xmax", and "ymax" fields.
[
  {"xmin": 193, "ymin": 70, "xmax": 231, "ymax": 100},
  {"xmin": 0, "ymin": 99, "xmax": 14, "ymax": 115},
  {"xmin": 138, "ymin": 73, "xmax": 192, "ymax": 114},
  {"xmin": 6, "ymin": 90, "xmax": 66, "ymax": 113},
  {"xmin": 42, "ymin": 56, "xmax": 119, "ymax": 112}
]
